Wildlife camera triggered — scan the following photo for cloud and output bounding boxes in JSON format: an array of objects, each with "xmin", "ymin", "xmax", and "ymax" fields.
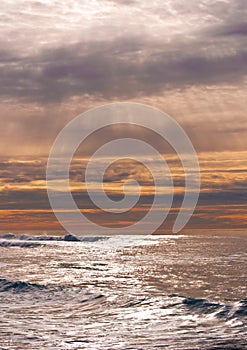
[
  {"xmin": 0, "ymin": 0, "xmax": 246, "ymax": 104},
  {"xmin": 0, "ymin": 38, "xmax": 246, "ymax": 104},
  {"xmin": 212, "ymin": 22, "xmax": 247, "ymax": 37},
  {"xmin": 0, "ymin": 0, "xmax": 246, "ymax": 232},
  {"xmin": 105, "ymin": 0, "xmax": 137, "ymax": 4},
  {"xmin": 0, "ymin": 159, "xmax": 46, "ymax": 184}
]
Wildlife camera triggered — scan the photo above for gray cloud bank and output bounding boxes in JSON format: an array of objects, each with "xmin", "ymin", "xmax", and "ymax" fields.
[
  {"xmin": 0, "ymin": 35, "xmax": 246, "ymax": 103},
  {"xmin": 0, "ymin": 0, "xmax": 246, "ymax": 103}
]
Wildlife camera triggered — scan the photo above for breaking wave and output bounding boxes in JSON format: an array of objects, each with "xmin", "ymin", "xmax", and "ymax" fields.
[
  {"xmin": 0, "ymin": 232, "xmax": 108, "ymax": 246},
  {"xmin": 0, "ymin": 278, "xmax": 246, "ymax": 322}
]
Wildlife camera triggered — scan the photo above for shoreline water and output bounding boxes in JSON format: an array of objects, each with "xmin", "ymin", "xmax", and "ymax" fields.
[{"xmin": 0, "ymin": 230, "xmax": 246, "ymax": 349}]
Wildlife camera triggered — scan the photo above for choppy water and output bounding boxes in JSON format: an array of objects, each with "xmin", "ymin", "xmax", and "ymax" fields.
[{"xmin": 0, "ymin": 230, "xmax": 246, "ymax": 349}]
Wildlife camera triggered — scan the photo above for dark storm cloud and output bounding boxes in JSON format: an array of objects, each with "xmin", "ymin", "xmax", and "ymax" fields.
[
  {"xmin": 0, "ymin": 0, "xmax": 246, "ymax": 105},
  {"xmin": 0, "ymin": 37, "xmax": 247, "ymax": 103}
]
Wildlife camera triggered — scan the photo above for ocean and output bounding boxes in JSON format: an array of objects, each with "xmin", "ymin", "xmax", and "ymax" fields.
[{"xmin": 0, "ymin": 230, "xmax": 246, "ymax": 349}]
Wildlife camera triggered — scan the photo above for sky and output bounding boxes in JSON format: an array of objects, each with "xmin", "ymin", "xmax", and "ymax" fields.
[{"xmin": 0, "ymin": 0, "xmax": 246, "ymax": 233}]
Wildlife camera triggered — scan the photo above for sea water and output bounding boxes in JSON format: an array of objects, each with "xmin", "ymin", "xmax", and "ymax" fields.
[{"xmin": 0, "ymin": 230, "xmax": 246, "ymax": 349}]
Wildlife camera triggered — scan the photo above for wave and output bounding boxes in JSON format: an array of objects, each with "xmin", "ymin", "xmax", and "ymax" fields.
[
  {"xmin": 0, "ymin": 240, "xmax": 42, "ymax": 248},
  {"xmin": 0, "ymin": 232, "xmax": 108, "ymax": 243},
  {"xmin": 167, "ymin": 294, "xmax": 247, "ymax": 320},
  {"xmin": 0, "ymin": 278, "xmax": 246, "ymax": 323},
  {"xmin": 0, "ymin": 278, "xmax": 47, "ymax": 292},
  {"xmin": 0, "ymin": 278, "xmax": 105, "ymax": 309}
]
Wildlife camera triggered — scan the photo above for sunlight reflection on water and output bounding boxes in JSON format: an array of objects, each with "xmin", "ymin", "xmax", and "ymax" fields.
[{"xmin": 0, "ymin": 232, "xmax": 246, "ymax": 349}]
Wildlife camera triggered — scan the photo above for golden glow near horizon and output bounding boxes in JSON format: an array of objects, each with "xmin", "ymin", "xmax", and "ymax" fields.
[{"xmin": 1, "ymin": 151, "xmax": 247, "ymax": 230}]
